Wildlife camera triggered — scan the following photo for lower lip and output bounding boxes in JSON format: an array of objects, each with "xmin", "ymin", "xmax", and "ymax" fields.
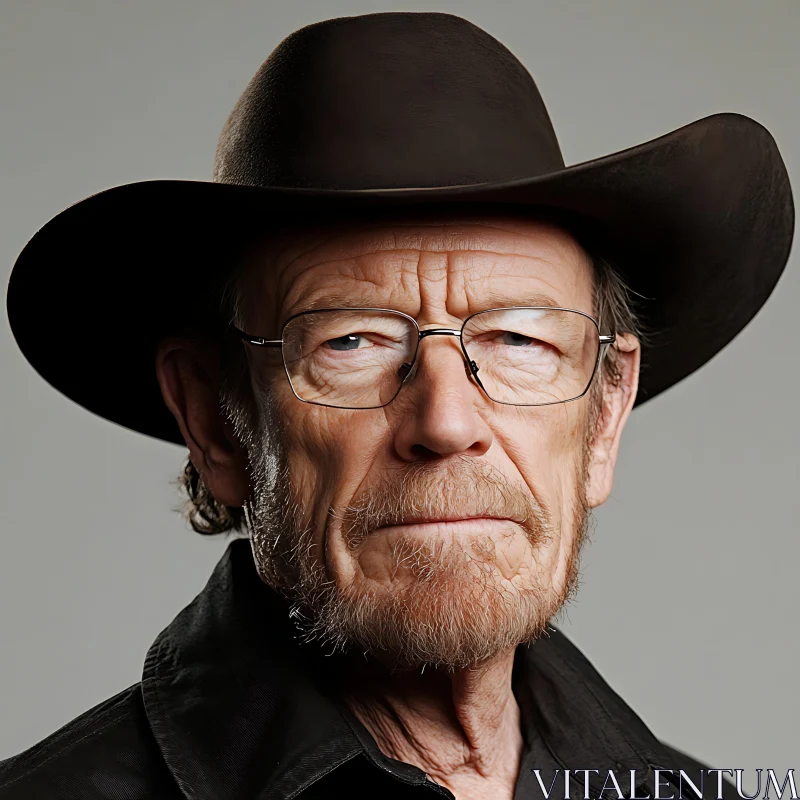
[{"xmin": 374, "ymin": 519, "xmax": 518, "ymax": 536}]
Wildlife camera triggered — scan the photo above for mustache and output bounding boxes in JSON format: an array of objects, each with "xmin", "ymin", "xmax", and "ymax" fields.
[{"xmin": 336, "ymin": 457, "xmax": 553, "ymax": 550}]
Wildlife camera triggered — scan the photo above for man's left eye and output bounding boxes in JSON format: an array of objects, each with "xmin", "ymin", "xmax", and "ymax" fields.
[{"xmin": 500, "ymin": 331, "xmax": 535, "ymax": 346}]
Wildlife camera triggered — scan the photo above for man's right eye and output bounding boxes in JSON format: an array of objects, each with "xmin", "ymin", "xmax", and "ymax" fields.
[{"xmin": 325, "ymin": 334, "xmax": 365, "ymax": 351}]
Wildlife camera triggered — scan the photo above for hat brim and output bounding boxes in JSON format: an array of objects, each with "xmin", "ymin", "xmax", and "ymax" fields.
[{"xmin": 6, "ymin": 112, "xmax": 795, "ymax": 446}]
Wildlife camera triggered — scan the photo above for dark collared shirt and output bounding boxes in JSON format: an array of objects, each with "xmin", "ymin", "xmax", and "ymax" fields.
[{"xmin": 0, "ymin": 538, "xmax": 734, "ymax": 799}]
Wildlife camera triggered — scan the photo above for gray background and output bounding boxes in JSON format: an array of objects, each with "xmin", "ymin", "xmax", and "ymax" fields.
[{"xmin": 2, "ymin": 0, "xmax": 798, "ymax": 781}]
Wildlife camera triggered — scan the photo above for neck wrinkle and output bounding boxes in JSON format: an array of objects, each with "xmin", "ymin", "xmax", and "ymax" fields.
[{"xmin": 334, "ymin": 647, "xmax": 524, "ymax": 795}]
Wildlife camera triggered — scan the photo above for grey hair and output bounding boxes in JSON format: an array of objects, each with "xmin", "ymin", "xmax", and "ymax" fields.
[{"xmin": 178, "ymin": 214, "xmax": 649, "ymax": 536}]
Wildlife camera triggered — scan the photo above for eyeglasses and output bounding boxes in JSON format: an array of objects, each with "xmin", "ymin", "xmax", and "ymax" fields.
[{"xmin": 232, "ymin": 307, "xmax": 616, "ymax": 409}]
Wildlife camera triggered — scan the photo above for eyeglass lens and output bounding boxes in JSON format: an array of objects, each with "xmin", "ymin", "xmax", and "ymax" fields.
[{"xmin": 280, "ymin": 308, "xmax": 600, "ymax": 408}]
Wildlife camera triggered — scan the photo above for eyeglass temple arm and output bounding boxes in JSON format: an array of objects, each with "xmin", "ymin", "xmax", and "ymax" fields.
[
  {"xmin": 599, "ymin": 333, "xmax": 616, "ymax": 345},
  {"xmin": 230, "ymin": 325, "xmax": 282, "ymax": 347}
]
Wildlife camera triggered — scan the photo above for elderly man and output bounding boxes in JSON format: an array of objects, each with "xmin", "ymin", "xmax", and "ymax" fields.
[{"xmin": 2, "ymin": 11, "xmax": 793, "ymax": 800}]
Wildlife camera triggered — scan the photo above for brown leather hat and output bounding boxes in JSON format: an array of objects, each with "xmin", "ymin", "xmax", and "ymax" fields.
[{"xmin": 5, "ymin": 11, "xmax": 795, "ymax": 445}]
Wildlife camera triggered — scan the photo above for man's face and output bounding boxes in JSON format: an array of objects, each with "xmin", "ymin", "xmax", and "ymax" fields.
[{"xmin": 211, "ymin": 213, "xmax": 638, "ymax": 670}]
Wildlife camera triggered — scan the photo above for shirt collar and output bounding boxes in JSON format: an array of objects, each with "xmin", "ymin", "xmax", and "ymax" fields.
[{"xmin": 142, "ymin": 538, "xmax": 676, "ymax": 800}]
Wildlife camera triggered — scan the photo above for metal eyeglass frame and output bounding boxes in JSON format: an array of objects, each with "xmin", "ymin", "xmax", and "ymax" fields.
[{"xmin": 230, "ymin": 306, "xmax": 617, "ymax": 410}]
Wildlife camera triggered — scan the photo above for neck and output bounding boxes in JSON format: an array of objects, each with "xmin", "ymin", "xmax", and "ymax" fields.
[{"xmin": 333, "ymin": 648, "xmax": 524, "ymax": 800}]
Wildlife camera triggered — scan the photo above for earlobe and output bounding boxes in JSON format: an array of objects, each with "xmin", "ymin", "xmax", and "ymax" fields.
[{"xmin": 155, "ymin": 337, "xmax": 250, "ymax": 507}]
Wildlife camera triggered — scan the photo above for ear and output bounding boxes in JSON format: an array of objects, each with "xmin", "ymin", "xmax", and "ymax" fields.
[
  {"xmin": 585, "ymin": 333, "xmax": 641, "ymax": 508},
  {"xmin": 155, "ymin": 336, "xmax": 250, "ymax": 507}
]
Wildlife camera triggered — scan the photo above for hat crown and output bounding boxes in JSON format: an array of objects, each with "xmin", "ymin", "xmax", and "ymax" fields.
[{"xmin": 212, "ymin": 12, "xmax": 565, "ymax": 190}]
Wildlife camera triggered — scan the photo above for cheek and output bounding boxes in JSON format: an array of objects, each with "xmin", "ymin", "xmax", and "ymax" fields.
[
  {"xmin": 275, "ymin": 388, "xmax": 389, "ymax": 533},
  {"xmin": 494, "ymin": 403, "xmax": 588, "ymax": 561},
  {"xmin": 499, "ymin": 401, "xmax": 586, "ymax": 486}
]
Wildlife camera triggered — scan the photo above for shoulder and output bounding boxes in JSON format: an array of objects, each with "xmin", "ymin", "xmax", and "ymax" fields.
[
  {"xmin": 0, "ymin": 682, "xmax": 178, "ymax": 799},
  {"xmin": 538, "ymin": 628, "xmax": 739, "ymax": 800}
]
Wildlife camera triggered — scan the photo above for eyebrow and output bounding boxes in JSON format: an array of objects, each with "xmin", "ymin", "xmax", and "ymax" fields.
[
  {"xmin": 472, "ymin": 290, "xmax": 564, "ymax": 311},
  {"xmin": 292, "ymin": 294, "xmax": 367, "ymax": 312}
]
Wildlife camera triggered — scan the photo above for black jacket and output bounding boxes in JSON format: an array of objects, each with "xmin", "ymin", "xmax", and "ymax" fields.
[{"xmin": 0, "ymin": 538, "xmax": 736, "ymax": 799}]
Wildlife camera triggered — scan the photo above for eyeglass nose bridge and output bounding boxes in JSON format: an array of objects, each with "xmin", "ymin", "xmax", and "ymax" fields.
[
  {"xmin": 418, "ymin": 327, "xmax": 461, "ymax": 340},
  {"xmin": 398, "ymin": 327, "xmax": 484, "ymax": 388}
]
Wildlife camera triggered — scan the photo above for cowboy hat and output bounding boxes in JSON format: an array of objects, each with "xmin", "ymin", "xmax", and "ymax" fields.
[{"xmin": 5, "ymin": 11, "xmax": 795, "ymax": 446}]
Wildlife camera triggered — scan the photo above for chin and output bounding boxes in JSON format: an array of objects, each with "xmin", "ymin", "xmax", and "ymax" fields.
[
  {"xmin": 339, "ymin": 577, "xmax": 557, "ymax": 671},
  {"xmin": 299, "ymin": 533, "xmax": 569, "ymax": 672}
]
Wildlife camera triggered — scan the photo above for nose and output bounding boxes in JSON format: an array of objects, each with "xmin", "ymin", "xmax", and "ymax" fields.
[{"xmin": 391, "ymin": 332, "xmax": 493, "ymax": 462}]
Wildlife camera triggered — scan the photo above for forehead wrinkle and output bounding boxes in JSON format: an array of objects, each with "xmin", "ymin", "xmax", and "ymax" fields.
[
  {"xmin": 369, "ymin": 217, "xmax": 583, "ymax": 257},
  {"xmin": 448, "ymin": 251, "xmax": 592, "ymax": 317},
  {"xmin": 275, "ymin": 259, "xmax": 589, "ymax": 324},
  {"xmin": 468, "ymin": 272, "xmax": 588, "ymax": 312},
  {"xmin": 256, "ymin": 221, "xmax": 588, "ymax": 322},
  {"xmin": 260, "ymin": 214, "xmax": 581, "ymax": 273},
  {"xmin": 272, "ymin": 233, "xmax": 353, "ymax": 314},
  {"xmin": 280, "ymin": 251, "xmax": 422, "ymax": 317},
  {"xmin": 451, "ymin": 251, "xmax": 576, "ymax": 290},
  {"xmin": 281, "ymin": 220, "xmax": 570, "ymax": 260},
  {"xmin": 281, "ymin": 246, "xmax": 571, "ymax": 300},
  {"xmin": 272, "ymin": 221, "xmax": 579, "ymax": 287}
]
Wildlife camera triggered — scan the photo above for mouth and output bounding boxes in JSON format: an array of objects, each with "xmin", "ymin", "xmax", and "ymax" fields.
[{"xmin": 373, "ymin": 515, "xmax": 523, "ymax": 535}]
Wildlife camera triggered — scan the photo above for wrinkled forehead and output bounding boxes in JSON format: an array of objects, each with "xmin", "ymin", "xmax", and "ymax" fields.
[{"xmin": 236, "ymin": 207, "xmax": 595, "ymax": 329}]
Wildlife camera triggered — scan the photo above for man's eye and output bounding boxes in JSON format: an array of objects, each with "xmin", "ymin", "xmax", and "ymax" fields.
[
  {"xmin": 500, "ymin": 331, "xmax": 536, "ymax": 346},
  {"xmin": 325, "ymin": 334, "xmax": 366, "ymax": 351}
]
